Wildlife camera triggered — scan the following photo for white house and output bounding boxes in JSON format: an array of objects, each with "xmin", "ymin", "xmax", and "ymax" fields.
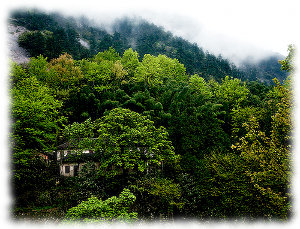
[
  {"xmin": 59, "ymin": 162, "xmax": 100, "ymax": 177},
  {"xmin": 56, "ymin": 138, "xmax": 98, "ymax": 177}
]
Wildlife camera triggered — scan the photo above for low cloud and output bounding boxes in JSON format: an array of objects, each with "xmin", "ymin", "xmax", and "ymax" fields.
[
  {"xmin": 12, "ymin": 7, "xmax": 283, "ymax": 66},
  {"xmin": 82, "ymin": 10, "xmax": 281, "ymax": 66}
]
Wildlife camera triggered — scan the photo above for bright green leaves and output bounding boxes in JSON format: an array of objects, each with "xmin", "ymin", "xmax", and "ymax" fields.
[
  {"xmin": 88, "ymin": 49, "xmax": 188, "ymax": 88},
  {"xmin": 201, "ymin": 64, "xmax": 293, "ymax": 219},
  {"xmin": 111, "ymin": 60, "xmax": 128, "ymax": 84},
  {"xmin": 269, "ymin": 79, "xmax": 293, "ymax": 149},
  {"xmin": 61, "ymin": 118, "xmax": 99, "ymax": 153},
  {"xmin": 279, "ymin": 45, "xmax": 295, "ymax": 73},
  {"xmin": 64, "ymin": 188, "xmax": 138, "ymax": 222},
  {"xmin": 63, "ymin": 118, "xmax": 97, "ymax": 140},
  {"xmin": 134, "ymin": 54, "xmax": 186, "ymax": 87},
  {"xmin": 11, "ymin": 64, "xmax": 66, "ymax": 201},
  {"xmin": 121, "ymin": 48, "xmax": 140, "ymax": 77},
  {"xmin": 95, "ymin": 108, "xmax": 178, "ymax": 177},
  {"xmin": 261, "ymin": 76, "xmax": 293, "ymax": 150},
  {"xmin": 10, "ymin": 62, "xmax": 30, "ymax": 85},
  {"xmin": 231, "ymin": 106, "xmax": 264, "ymax": 141},
  {"xmin": 211, "ymin": 76, "xmax": 250, "ymax": 108},
  {"xmin": 155, "ymin": 54, "xmax": 186, "ymax": 81},
  {"xmin": 78, "ymin": 48, "xmax": 131, "ymax": 91},
  {"xmin": 27, "ymin": 55, "xmax": 49, "ymax": 82},
  {"xmin": 208, "ymin": 76, "xmax": 250, "ymax": 137},
  {"xmin": 189, "ymin": 74, "xmax": 212, "ymax": 98},
  {"xmin": 93, "ymin": 47, "xmax": 121, "ymax": 63},
  {"xmin": 11, "ymin": 72, "xmax": 64, "ymax": 151},
  {"xmin": 78, "ymin": 58, "xmax": 114, "ymax": 91},
  {"xmin": 91, "ymin": 48, "xmax": 124, "ymax": 87},
  {"xmin": 134, "ymin": 54, "xmax": 163, "ymax": 87}
]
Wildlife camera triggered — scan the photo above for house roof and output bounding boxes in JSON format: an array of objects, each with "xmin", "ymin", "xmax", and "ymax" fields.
[
  {"xmin": 56, "ymin": 138, "xmax": 98, "ymax": 150},
  {"xmin": 60, "ymin": 150, "xmax": 98, "ymax": 163}
]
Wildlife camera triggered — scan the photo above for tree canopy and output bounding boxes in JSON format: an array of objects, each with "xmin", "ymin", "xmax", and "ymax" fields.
[
  {"xmin": 10, "ymin": 38, "xmax": 293, "ymax": 221},
  {"xmin": 95, "ymin": 108, "xmax": 179, "ymax": 178}
]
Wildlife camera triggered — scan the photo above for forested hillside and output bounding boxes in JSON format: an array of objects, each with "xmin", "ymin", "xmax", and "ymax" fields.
[
  {"xmin": 9, "ymin": 9, "xmax": 286, "ymax": 83},
  {"xmin": 9, "ymin": 9, "xmax": 293, "ymax": 222}
]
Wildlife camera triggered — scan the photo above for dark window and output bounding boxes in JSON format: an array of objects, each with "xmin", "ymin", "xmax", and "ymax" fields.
[
  {"xmin": 65, "ymin": 166, "xmax": 70, "ymax": 173},
  {"xmin": 74, "ymin": 165, "xmax": 79, "ymax": 176}
]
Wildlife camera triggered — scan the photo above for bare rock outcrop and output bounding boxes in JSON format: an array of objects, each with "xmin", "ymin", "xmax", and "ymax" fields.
[{"xmin": 7, "ymin": 24, "xmax": 30, "ymax": 64}]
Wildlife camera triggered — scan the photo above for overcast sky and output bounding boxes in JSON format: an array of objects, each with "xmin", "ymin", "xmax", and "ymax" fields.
[{"xmin": 2, "ymin": 0, "xmax": 300, "ymax": 64}]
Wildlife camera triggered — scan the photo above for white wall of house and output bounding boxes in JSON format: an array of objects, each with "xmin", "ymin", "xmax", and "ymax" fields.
[
  {"xmin": 60, "ymin": 163, "xmax": 78, "ymax": 177},
  {"xmin": 60, "ymin": 162, "xmax": 100, "ymax": 177}
]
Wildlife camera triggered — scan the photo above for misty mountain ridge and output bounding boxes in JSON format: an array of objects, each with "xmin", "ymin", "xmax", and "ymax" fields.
[{"xmin": 9, "ymin": 9, "xmax": 287, "ymax": 84}]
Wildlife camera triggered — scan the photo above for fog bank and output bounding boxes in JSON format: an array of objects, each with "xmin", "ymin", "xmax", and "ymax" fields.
[{"xmin": 70, "ymin": 10, "xmax": 284, "ymax": 66}]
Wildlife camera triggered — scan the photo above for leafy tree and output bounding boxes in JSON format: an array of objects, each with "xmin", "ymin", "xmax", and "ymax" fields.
[
  {"xmin": 63, "ymin": 84, "xmax": 101, "ymax": 122},
  {"xmin": 202, "ymin": 47, "xmax": 293, "ymax": 219},
  {"xmin": 279, "ymin": 45, "xmax": 295, "ymax": 73},
  {"xmin": 164, "ymin": 82, "xmax": 230, "ymax": 158},
  {"xmin": 47, "ymin": 53, "xmax": 83, "ymax": 91},
  {"xmin": 95, "ymin": 108, "xmax": 179, "ymax": 179},
  {"xmin": 78, "ymin": 58, "xmax": 113, "ymax": 92},
  {"xmin": 27, "ymin": 55, "xmax": 50, "ymax": 82},
  {"xmin": 209, "ymin": 76, "xmax": 250, "ymax": 136},
  {"xmin": 189, "ymin": 74, "xmax": 212, "ymax": 98},
  {"xmin": 11, "ymin": 66, "xmax": 64, "ymax": 151},
  {"xmin": 64, "ymin": 188, "xmax": 138, "ymax": 222},
  {"xmin": 60, "ymin": 118, "xmax": 98, "ymax": 152},
  {"xmin": 231, "ymin": 106, "xmax": 264, "ymax": 141},
  {"xmin": 18, "ymin": 31, "xmax": 46, "ymax": 57},
  {"xmin": 155, "ymin": 54, "xmax": 186, "ymax": 82},
  {"xmin": 130, "ymin": 177, "xmax": 183, "ymax": 219},
  {"xmin": 134, "ymin": 54, "xmax": 163, "ymax": 87},
  {"xmin": 10, "ymin": 63, "xmax": 65, "ymax": 207},
  {"xmin": 134, "ymin": 54, "xmax": 186, "ymax": 87},
  {"xmin": 62, "ymin": 118, "xmax": 97, "ymax": 141},
  {"xmin": 93, "ymin": 47, "xmax": 121, "ymax": 63},
  {"xmin": 211, "ymin": 76, "xmax": 249, "ymax": 110},
  {"xmin": 121, "ymin": 89, "xmax": 170, "ymax": 127},
  {"xmin": 12, "ymin": 149, "xmax": 58, "ymax": 207},
  {"xmin": 204, "ymin": 80, "xmax": 292, "ymax": 219},
  {"xmin": 233, "ymin": 116, "xmax": 290, "ymax": 218},
  {"xmin": 121, "ymin": 48, "xmax": 140, "ymax": 77},
  {"xmin": 79, "ymin": 49, "xmax": 127, "ymax": 92},
  {"xmin": 111, "ymin": 60, "xmax": 128, "ymax": 85},
  {"xmin": 270, "ymin": 79, "xmax": 292, "ymax": 149}
]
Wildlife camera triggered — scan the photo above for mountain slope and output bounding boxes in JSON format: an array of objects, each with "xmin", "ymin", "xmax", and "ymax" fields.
[
  {"xmin": 9, "ymin": 9, "xmax": 287, "ymax": 83},
  {"xmin": 239, "ymin": 54, "xmax": 287, "ymax": 84}
]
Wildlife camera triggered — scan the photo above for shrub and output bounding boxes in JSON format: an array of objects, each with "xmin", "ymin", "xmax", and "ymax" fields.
[{"xmin": 64, "ymin": 188, "xmax": 138, "ymax": 222}]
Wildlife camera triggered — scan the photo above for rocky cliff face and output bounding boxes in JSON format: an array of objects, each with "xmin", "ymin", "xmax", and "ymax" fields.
[{"xmin": 8, "ymin": 24, "xmax": 30, "ymax": 64}]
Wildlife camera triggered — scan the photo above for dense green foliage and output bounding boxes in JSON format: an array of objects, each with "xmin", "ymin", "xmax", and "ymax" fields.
[
  {"xmin": 10, "ymin": 11, "xmax": 293, "ymax": 222},
  {"xmin": 64, "ymin": 189, "xmax": 138, "ymax": 222},
  {"xmin": 95, "ymin": 108, "xmax": 178, "ymax": 178}
]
